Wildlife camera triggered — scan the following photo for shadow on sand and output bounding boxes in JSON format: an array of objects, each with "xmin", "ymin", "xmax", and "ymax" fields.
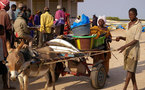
[
  {"xmin": 61, "ymin": 60, "xmax": 145, "ymax": 90},
  {"xmin": 1, "ymin": 60, "xmax": 144, "ymax": 90}
]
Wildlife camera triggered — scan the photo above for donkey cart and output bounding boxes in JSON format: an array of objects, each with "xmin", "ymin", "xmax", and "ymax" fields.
[
  {"xmin": 47, "ymin": 34, "xmax": 108, "ymax": 89},
  {"xmin": 13, "ymin": 25, "xmax": 108, "ymax": 89}
]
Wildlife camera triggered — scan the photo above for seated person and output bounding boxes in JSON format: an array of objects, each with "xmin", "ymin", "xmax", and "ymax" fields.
[
  {"xmin": 14, "ymin": 12, "xmax": 33, "ymax": 47},
  {"xmin": 90, "ymin": 16, "xmax": 112, "ymax": 77},
  {"xmin": 90, "ymin": 24, "xmax": 111, "ymax": 39}
]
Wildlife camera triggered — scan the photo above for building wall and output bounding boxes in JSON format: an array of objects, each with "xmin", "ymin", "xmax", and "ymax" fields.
[
  {"xmin": 49, "ymin": 2, "xmax": 58, "ymax": 16},
  {"xmin": 32, "ymin": 0, "xmax": 77, "ymax": 18},
  {"xmin": 33, "ymin": 0, "xmax": 45, "ymax": 14},
  {"xmin": 71, "ymin": 1, "xmax": 77, "ymax": 18},
  {"xmin": 10, "ymin": 0, "xmax": 78, "ymax": 18}
]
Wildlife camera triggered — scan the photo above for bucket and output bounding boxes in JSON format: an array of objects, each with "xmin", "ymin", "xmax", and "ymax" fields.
[
  {"xmin": 72, "ymin": 35, "xmax": 96, "ymax": 50},
  {"xmin": 72, "ymin": 24, "xmax": 90, "ymax": 36},
  {"xmin": 93, "ymin": 36, "xmax": 106, "ymax": 48}
]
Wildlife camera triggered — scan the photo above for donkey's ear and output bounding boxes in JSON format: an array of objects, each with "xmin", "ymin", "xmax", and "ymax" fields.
[
  {"xmin": 6, "ymin": 41, "xmax": 12, "ymax": 53},
  {"xmin": 16, "ymin": 40, "xmax": 25, "ymax": 51}
]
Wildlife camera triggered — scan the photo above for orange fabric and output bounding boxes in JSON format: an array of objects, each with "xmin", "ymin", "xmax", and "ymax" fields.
[{"xmin": 90, "ymin": 26, "xmax": 112, "ymax": 39}]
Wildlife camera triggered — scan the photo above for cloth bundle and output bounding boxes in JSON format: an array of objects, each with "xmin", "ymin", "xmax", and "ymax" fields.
[{"xmin": 71, "ymin": 14, "xmax": 90, "ymax": 29}]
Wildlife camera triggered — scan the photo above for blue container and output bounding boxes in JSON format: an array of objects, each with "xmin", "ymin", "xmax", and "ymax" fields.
[{"xmin": 72, "ymin": 24, "xmax": 90, "ymax": 36}]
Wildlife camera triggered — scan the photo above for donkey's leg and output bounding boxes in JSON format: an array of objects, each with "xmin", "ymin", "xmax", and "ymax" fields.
[
  {"xmin": 50, "ymin": 64, "xmax": 55, "ymax": 90},
  {"xmin": 18, "ymin": 76, "xmax": 24, "ymax": 90},
  {"xmin": 23, "ymin": 75, "xmax": 28, "ymax": 90},
  {"xmin": 44, "ymin": 71, "xmax": 50, "ymax": 90}
]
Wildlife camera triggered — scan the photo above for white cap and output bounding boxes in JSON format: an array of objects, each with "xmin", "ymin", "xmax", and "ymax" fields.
[
  {"xmin": 57, "ymin": 5, "xmax": 61, "ymax": 9},
  {"xmin": 97, "ymin": 15, "xmax": 106, "ymax": 26}
]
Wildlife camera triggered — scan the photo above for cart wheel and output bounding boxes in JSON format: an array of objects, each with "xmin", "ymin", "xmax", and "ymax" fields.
[{"xmin": 90, "ymin": 64, "xmax": 106, "ymax": 89}]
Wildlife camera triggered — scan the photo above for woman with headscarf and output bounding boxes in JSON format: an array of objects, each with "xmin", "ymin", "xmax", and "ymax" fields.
[
  {"xmin": 0, "ymin": 0, "xmax": 15, "ymax": 89},
  {"xmin": 90, "ymin": 16, "xmax": 112, "ymax": 77},
  {"xmin": 54, "ymin": 5, "xmax": 65, "ymax": 35}
]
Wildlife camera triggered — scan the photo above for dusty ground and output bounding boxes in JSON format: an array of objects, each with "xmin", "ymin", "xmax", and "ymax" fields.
[{"xmin": 0, "ymin": 29, "xmax": 145, "ymax": 90}]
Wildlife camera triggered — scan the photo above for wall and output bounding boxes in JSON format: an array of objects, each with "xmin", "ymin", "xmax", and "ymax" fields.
[
  {"xmin": 33, "ymin": 0, "xmax": 45, "ymax": 14},
  {"xmin": 10, "ymin": 0, "xmax": 78, "ymax": 18}
]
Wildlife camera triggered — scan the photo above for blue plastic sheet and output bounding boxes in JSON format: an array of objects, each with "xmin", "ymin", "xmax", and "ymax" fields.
[
  {"xmin": 71, "ymin": 14, "xmax": 90, "ymax": 29},
  {"xmin": 142, "ymin": 27, "xmax": 145, "ymax": 32},
  {"xmin": 117, "ymin": 25, "xmax": 124, "ymax": 29}
]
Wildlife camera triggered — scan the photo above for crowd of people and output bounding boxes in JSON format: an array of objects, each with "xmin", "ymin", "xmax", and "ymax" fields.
[{"xmin": 0, "ymin": 0, "xmax": 142, "ymax": 90}]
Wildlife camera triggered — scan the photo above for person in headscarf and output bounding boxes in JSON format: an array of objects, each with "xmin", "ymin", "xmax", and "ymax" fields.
[
  {"xmin": 0, "ymin": 0, "xmax": 11, "ymax": 56},
  {"xmin": 0, "ymin": 0, "xmax": 15, "ymax": 89},
  {"xmin": 90, "ymin": 15, "xmax": 112, "ymax": 77},
  {"xmin": 54, "ymin": 5, "xmax": 65, "ymax": 35}
]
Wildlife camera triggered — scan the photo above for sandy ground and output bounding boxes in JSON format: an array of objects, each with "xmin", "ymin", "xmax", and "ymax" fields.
[{"xmin": 0, "ymin": 29, "xmax": 145, "ymax": 90}]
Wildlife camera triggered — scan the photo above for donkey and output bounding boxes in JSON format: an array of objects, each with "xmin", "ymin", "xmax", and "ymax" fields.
[{"xmin": 6, "ymin": 41, "xmax": 57, "ymax": 90}]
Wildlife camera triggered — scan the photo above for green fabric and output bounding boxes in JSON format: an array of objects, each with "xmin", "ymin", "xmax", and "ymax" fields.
[{"xmin": 72, "ymin": 35, "xmax": 96, "ymax": 38}]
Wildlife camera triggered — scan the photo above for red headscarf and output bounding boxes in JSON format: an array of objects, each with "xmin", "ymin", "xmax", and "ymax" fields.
[{"xmin": 0, "ymin": 0, "xmax": 9, "ymax": 10}]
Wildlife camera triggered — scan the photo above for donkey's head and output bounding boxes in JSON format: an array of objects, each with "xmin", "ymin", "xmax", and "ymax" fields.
[{"xmin": 6, "ymin": 41, "xmax": 25, "ymax": 80}]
